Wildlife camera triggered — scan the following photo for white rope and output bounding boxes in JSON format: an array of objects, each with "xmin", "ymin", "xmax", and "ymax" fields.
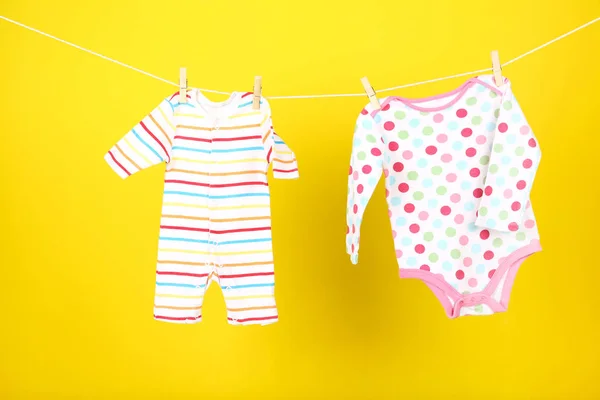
[{"xmin": 1, "ymin": 15, "xmax": 598, "ymax": 98}]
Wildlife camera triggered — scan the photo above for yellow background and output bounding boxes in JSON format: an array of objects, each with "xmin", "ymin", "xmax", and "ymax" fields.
[{"xmin": 1, "ymin": 1, "xmax": 599, "ymax": 398}]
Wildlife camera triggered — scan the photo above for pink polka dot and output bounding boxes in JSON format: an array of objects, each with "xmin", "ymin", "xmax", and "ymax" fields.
[
  {"xmin": 524, "ymin": 219, "xmax": 535, "ymax": 229},
  {"xmin": 511, "ymin": 201, "xmax": 521, "ymax": 211},
  {"xmin": 351, "ymin": 243, "xmax": 355, "ymax": 252},
  {"xmin": 503, "ymin": 189, "xmax": 513, "ymax": 199},
  {"xmin": 385, "ymin": 189, "xmax": 389, "ymax": 198},
  {"xmin": 454, "ymin": 214, "xmax": 464, "ymax": 224},
  {"xmin": 438, "ymin": 206, "xmax": 450, "ymax": 216},
  {"xmin": 371, "ymin": 148, "xmax": 382, "ymax": 156},
  {"xmin": 357, "ymin": 184, "xmax": 364, "ymax": 194},
  {"xmin": 384, "ymin": 121, "xmax": 395, "ymax": 131},
  {"xmin": 484, "ymin": 250, "xmax": 494, "ymax": 260},
  {"xmin": 470, "ymin": 168, "xmax": 480, "ymax": 178},
  {"xmin": 348, "ymin": 166, "xmax": 353, "ymax": 175},
  {"xmin": 361, "ymin": 109, "xmax": 368, "ymax": 115},
  {"xmin": 476, "ymin": 135, "xmax": 487, "ymax": 145},
  {"xmin": 528, "ymin": 138, "xmax": 537, "ymax": 147},
  {"xmin": 516, "ymin": 180, "xmax": 527, "ymax": 190},
  {"xmin": 393, "ymin": 162, "xmax": 404, "ymax": 172},
  {"xmin": 508, "ymin": 222, "xmax": 519, "ymax": 231},
  {"xmin": 383, "ymin": 169, "xmax": 389, "ymax": 178},
  {"xmin": 433, "ymin": 113, "xmax": 444, "ymax": 123},
  {"xmin": 465, "ymin": 147, "xmax": 477, "ymax": 157},
  {"xmin": 463, "ymin": 257, "xmax": 473, "ymax": 267},
  {"xmin": 488, "ymin": 269, "xmax": 496, "ymax": 279},
  {"xmin": 456, "ymin": 109, "xmax": 467, "ymax": 118},
  {"xmin": 480, "ymin": 230, "xmax": 490, "ymax": 240},
  {"xmin": 362, "ymin": 165, "xmax": 372, "ymax": 174},
  {"xmin": 395, "ymin": 249, "xmax": 403, "ymax": 258},
  {"xmin": 473, "ymin": 188, "xmax": 483, "ymax": 198},
  {"xmin": 398, "ymin": 183, "xmax": 409, "ymax": 193},
  {"xmin": 468, "ymin": 278, "xmax": 478, "ymax": 288},
  {"xmin": 388, "ymin": 209, "xmax": 392, "ymax": 217},
  {"xmin": 392, "ymin": 230, "xmax": 397, "ymax": 239},
  {"xmin": 441, "ymin": 153, "xmax": 453, "ymax": 163},
  {"xmin": 382, "ymin": 104, "xmax": 390, "ymax": 111},
  {"xmin": 418, "ymin": 211, "xmax": 429, "ymax": 221},
  {"xmin": 409, "ymin": 223, "xmax": 420, "ymax": 233},
  {"xmin": 352, "ymin": 225, "xmax": 356, "ymax": 234},
  {"xmin": 450, "ymin": 193, "xmax": 461, "ymax": 203},
  {"xmin": 437, "ymin": 134, "xmax": 448, "ymax": 143},
  {"xmin": 420, "ymin": 265, "xmax": 430, "ymax": 271},
  {"xmin": 353, "ymin": 171, "xmax": 359, "ymax": 180},
  {"xmin": 446, "ymin": 173, "xmax": 457, "ymax": 183},
  {"xmin": 461, "ymin": 128, "xmax": 473, "ymax": 137},
  {"xmin": 415, "ymin": 244, "xmax": 425, "ymax": 254},
  {"xmin": 520, "ymin": 125, "xmax": 530, "ymax": 135},
  {"xmin": 403, "ymin": 150, "xmax": 413, "ymax": 160},
  {"xmin": 389, "ymin": 141, "xmax": 399, "ymax": 151},
  {"xmin": 523, "ymin": 158, "xmax": 533, "ymax": 169},
  {"xmin": 404, "ymin": 203, "xmax": 415, "ymax": 213},
  {"xmin": 459, "ymin": 235, "xmax": 469, "ymax": 245},
  {"xmin": 426, "ymin": 145, "xmax": 438, "ymax": 155},
  {"xmin": 498, "ymin": 122, "xmax": 508, "ymax": 133},
  {"xmin": 456, "ymin": 270, "xmax": 465, "ymax": 280},
  {"xmin": 353, "ymin": 204, "xmax": 358, "ymax": 214}
]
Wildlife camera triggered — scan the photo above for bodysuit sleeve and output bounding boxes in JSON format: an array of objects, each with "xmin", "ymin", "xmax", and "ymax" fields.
[
  {"xmin": 346, "ymin": 109, "xmax": 384, "ymax": 264},
  {"xmin": 474, "ymin": 82, "xmax": 542, "ymax": 232},
  {"xmin": 261, "ymin": 105, "xmax": 299, "ymax": 179},
  {"xmin": 104, "ymin": 95, "xmax": 176, "ymax": 179}
]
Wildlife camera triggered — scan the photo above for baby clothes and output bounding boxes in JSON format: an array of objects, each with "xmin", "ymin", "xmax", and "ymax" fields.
[
  {"xmin": 105, "ymin": 89, "xmax": 298, "ymax": 325},
  {"xmin": 346, "ymin": 75, "xmax": 541, "ymax": 318}
]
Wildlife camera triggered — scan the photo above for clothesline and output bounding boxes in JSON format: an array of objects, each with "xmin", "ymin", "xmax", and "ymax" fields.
[{"xmin": 1, "ymin": 15, "xmax": 599, "ymax": 98}]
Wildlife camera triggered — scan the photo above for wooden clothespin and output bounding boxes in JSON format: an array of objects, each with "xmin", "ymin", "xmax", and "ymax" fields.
[
  {"xmin": 179, "ymin": 67, "xmax": 187, "ymax": 103},
  {"xmin": 252, "ymin": 76, "xmax": 262, "ymax": 110},
  {"xmin": 491, "ymin": 51, "xmax": 503, "ymax": 87},
  {"xmin": 360, "ymin": 77, "xmax": 380, "ymax": 109}
]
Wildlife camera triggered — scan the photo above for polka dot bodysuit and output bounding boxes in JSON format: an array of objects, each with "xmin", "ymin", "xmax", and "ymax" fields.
[{"xmin": 346, "ymin": 75, "xmax": 542, "ymax": 318}]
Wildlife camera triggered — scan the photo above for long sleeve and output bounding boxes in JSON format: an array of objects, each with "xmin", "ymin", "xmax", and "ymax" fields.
[
  {"xmin": 474, "ymin": 83, "xmax": 541, "ymax": 232},
  {"xmin": 346, "ymin": 109, "xmax": 384, "ymax": 264},
  {"xmin": 104, "ymin": 96, "xmax": 176, "ymax": 179}
]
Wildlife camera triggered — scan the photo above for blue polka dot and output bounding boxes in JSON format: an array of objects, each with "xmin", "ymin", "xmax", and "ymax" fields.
[
  {"xmin": 448, "ymin": 121, "xmax": 459, "ymax": 131},
  {"xmin": 486, "ymin": 122, "xmax": 496, "ymax": 132},
  {"xmin": 388, "ymin": 176, "xmax": 396, "ymax": 185},
  {"xmin": 476, "ymin": 264, "xmax": 486, "ymax": 274},
  {"xmin": 476, "ymin": 84, "xmax": 486, "ymax": 92},
  {"xmin": 391, "ymin": 197, "xmax": 402, "ymax": 206},
  {"xmin": 432, "ymin": 219, "xmax": 443, "ymax": 229},
  {"xmin": 407, "ymin": 257, "xmax": 417, "ymax": 266},
  {"xmin": 422, "ymin": 178, "xmax": 433, "ymax": 188},
  {"xmin": 438, "ymin": 240, "xmax": 448, "ymax": 250},
  {"xmin": 481, "ymin": 101, "xmax": 491, "ymax": 112},
  {"xmin": 501, "ymin": 155, "xmax": 511, "ymax": 165},
  {"xmin": 491, "ymin": 197, "xmax": 501, "ymax": 207},
  {"xmin": 346, "ymin": 237, "xmax": 352, "ymax": 246},
  {"xmin": 360, "ymin": 197, "xmax": 369, "ymax": 206},
  {"xmin": 457, "ymin": 160, "xmax": 468, "ymax": 170},
  {"xmin": 395, "ymin": 217, "xmax": 407, "ymax": 226},
  {"xmin": 461, "ymin": 181, "xmax": 472, "ymax": 190},
  {"xmin": 428, "ymin": 199, "xmax": 438, "ymax": 209},
  {"xmin": 471, "ymin": 244, "xmax": 481, "ymax": 253},
  {"xmin": 362, "ymin": 119, "xmax": 373, "ymax": 130},
  {"xmin": 511, "ymin": 112, "xmax": 522, "ymax": 123},
  {"xmin": 374, "ymin": 114, "xmax": 382, "ymax": 123},
  {"xmin": 385, "ymin": 155, "xmax": 391, "ymax": 164},
  {"xmin": 442, "ymin": 261, "xmax": 453, "ymax": 271},
  {"xmin": 464, "ymin": 202, "xmax": 475, "ymax": 211},
  {"xmin": 353, "ymin": 137, "xmax": 361, "ymax": 147},
  {"xmin": 495, "ymin": 176, "xmax": 505, "ymax": 187},
  {"xmin": 409, "ymin": 118, "xmax": 420, "ymax": 128},
  {"xmin": 401, "ymin": 237, "xmax": 412, "ymax": 246},
  {"xmin": 452, "ymin": 141, "xmax": 464, "ymax": 151},
  {"xmin": 368, "ymin": 177, "xmax": 378, "ymax": 186},
  {"xmin": 417, "ymin": 158, "xmax": 428, "ymax": 168},
  {"xmin": 451, "ymin": 283, "xmax": 459, "ymax": 291},
  {"xmin": 412, "ymin": 138, "xmax": 424, "ymax": 148},
  {"xmin": 467, "ymin": 223, "xmax": 477, "ymax": 232},
  {"xmin": 507, "ymin": 244, "xmax": 517, "ymax": 253},
  {"xmin": 486, "ymin": 219, "xmax": 497, "ymax": 228},
  {"xmin": 507, "ymin": 134, "xmax": 517, "ymax": 145}
]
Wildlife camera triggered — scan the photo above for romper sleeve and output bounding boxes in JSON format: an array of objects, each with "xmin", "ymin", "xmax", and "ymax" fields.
[
  {"xmin": 346, "ymin": 108, "xmax": 384, "ymax": 264},
  {"xmin": 261, "ymin": 104, "xmax": 299, "ymax": 179},
  {"xmin": 104, "ymin": 95, "xmax": 176, "ymax": 179},
  {"xmin": 474, "ymin": 81, "xmax": 542, "ymax": 232}
]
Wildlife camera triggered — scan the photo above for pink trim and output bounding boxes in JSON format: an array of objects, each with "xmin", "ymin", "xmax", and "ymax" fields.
[
  {"xmin": 399, "ymin": 240, "xmax": 541, "ymax": 318},
  {"xmin": 372, "ymin": 77, "xmax": 504, "ymax": 116}
]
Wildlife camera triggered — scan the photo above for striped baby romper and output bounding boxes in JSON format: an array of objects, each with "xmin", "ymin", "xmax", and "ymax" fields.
[{"xmin": 104, "ymin": 89, "xmax": 299, "ymax": 325}]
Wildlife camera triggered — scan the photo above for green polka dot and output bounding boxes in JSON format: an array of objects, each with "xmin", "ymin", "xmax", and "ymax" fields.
[
  {"xmin": 479, "ymin": 155, "xmax": 490, "ymax": 165},
  {"xmin": 357, "ymin": 151, "xmax": 366, "ymax": 160},
  {"xmin": 424, "ymin": 232, "xmax": 434, "ymax": 242},
  {"xmin": 493, "ymin": 238, "xmax": 503, "ymax": 248},
  {"xmin": 407, "ymin": 171, "xmax": 419, "ymax": 180},
  {"xmin": 466, "ymin": 97, "xmax": 477, "ymax": 106},
  {"xmin": 472, "ymin": 116, "xmax": 482, "ymax": 125},
  {"xmin": 398, "ymin": 130, "xmax": 409, "ymax": 140},
  {"xmin": 451, "ymin": 249, "xmax": 461, "ymax": 259},
  {"xmin": 479, "ymin": 207, "xmax": 488, "ymax": 216},
  {"xmin": 420, "ymin": 111, "xmax": 429, "ymax": 116},
  {"xmin": 489, "ymin": 164, "xmax": 499, "ymax": 174},
  {"xmin": 494, "ymin": 108, "xmax": 500, "ymax": 118},
  {"xmin": 489, "ymin": 91, "xmax": 498, "ymax": 98},
  {"xmin": 503, "ymin": 101, "xmax": 513, "ymax": 110},
  {"xmin": 446, "ymin": 227, "xmax": 456, "ymax": 237},
  {"xmin": 431, "ymin": 166, "xmax": 442, "ymax": 175},
  {"xmin": 515, "ymin": 147, "xmax": 525, "ymax": 156},
  {"xmin": 436, "ymin": 186, "xmax": 447, "ymax": 195},
  {"xmin": 429, "ymin": 253, "xmax": 439, "ymax": 263},
  {"xmin": 413, "ymin": 191, "xmax": 424, "ymax": 200},
  {"xmin": 394, "ymin": 111, "xmax": 406, "ymax": 120},
  {"xmin": 423, "ymin": 126, "xmax": 434, "ymax": 136},
  {"xmin": 516, "ymin": 232, "xmax": 526, "ymax": 241},
  {"xmin": 509, "ymin": 167, "xmax": 519, "ymax": 177},
  {"xmin": 494, "ymin": 144, "xmax": 504, "ymax": 153},
  {"xmin": 499, "ymin": 210, "xmax": 509, "ymax": 220},
  {"xmin": 474, "ymin": 305, "xmax": 484, "ymax": 313},
  {"xmin": 366, "ymin": 134, "xmax": 376, "ymax": 143}
]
